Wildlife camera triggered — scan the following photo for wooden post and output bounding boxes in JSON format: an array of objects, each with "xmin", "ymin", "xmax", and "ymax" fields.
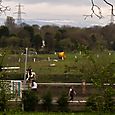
[{"xmin": 81, "ymin": 80, "xmax": 86, "ymax": 95}]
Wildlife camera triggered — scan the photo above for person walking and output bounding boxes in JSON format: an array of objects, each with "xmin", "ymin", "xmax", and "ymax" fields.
[{"xmin": 68, "ymin": 86, "xmax": 76, "ymax": 101}]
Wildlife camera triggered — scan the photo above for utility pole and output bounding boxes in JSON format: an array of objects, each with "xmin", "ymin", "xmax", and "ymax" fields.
[{"xmin": 24, "ymin": 48, "xmax": 28, "ymax": 90}]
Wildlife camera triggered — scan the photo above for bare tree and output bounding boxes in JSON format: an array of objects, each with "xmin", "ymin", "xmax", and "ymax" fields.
[
  {"xmin": 84, "ymin": 0, "xmax": 115, "ymax": 22},
  {"xmin": 103, "ymin": 0, "xmax": 115, "ymax": 16},
  {"xmin": 84, "ymin": 0, "xmax": 103, "ymax": 19},
  {"xmin": 0, "ymin": 0, "xmax": 10, "ymax": 15},
  {"xmin": 103, "ymin": 0, "xmax": 115, "ymax": 23}
]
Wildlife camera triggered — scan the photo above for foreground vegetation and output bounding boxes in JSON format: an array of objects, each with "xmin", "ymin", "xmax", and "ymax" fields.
[
  {"xmin": 0, "ymin": 112, "xmax": 114, "ymax": 115},
  {"xmin": 0, "ymin": 50, "xmax": 115, "ymax": 113}
]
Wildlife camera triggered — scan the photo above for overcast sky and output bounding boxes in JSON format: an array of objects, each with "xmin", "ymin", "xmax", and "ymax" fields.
[{"xmin": 1, "ymin": 0, "xmax": 115, "ymax": 27}]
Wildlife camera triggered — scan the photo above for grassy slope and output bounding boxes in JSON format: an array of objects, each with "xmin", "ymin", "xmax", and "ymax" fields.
[{"xmin": 0, "ymin": 51, "xmax": 115, "ymax": 82}]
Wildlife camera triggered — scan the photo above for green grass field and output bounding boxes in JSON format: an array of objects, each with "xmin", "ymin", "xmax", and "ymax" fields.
[
  {"xmin": 1, "ymin": 51, "xmax": 115, "ymax": 75},
  {"xmin": 1, "ymin": 53, "xmax": 76, "ymax": 74},
  {"xmin": 0, "ymin": 51, "xmax": 115, "ymax": 82}
]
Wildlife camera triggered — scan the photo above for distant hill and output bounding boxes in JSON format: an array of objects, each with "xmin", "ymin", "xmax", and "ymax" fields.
[{"xmin": 0, "ymin": 17, "xmax": 104, "ymax": 27}]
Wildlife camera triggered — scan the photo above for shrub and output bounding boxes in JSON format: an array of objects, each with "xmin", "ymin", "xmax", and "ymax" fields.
[
  {"xmin": 42, "ymin": 91, "xmax": 52, "ymax": 111},
  {"xmin": 22, "ymin": 90, "xmax": 38, "ymax": 111},
  {"xmin": 0, "ymin": 80, "xmax": 13, "ymax": 111},
  {"xmin": 86, "ymin": 92, "xmax": 114, "ymax": 112},
  {"xmin": 57, "ymin": 92, "xmax": 69, "ymax": 112},
  {"xmin": 86, "ymin": 95, "xmax": 97, "ymax": 112}
]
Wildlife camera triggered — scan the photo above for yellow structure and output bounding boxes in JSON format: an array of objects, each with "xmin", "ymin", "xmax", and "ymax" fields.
[{"xmin": 58, "ymin": 52, "xmax": 66, "ymax": 60}]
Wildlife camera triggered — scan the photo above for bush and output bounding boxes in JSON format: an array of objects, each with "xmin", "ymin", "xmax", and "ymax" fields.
[
  {"xmin": 86, "ymin": 93, "xmax": 114, "ymax": 112},
  {"xmin": 86, "ymin": 95, "xmax": 97, "ymax": 112},
  {"xmin": 0, "ymin": 80, "xmax": 13, "ymax": 112},
  {"xmin": 57, "ymin": 92, "xmax": 69, "ymax": 112},
  {"xmin": 22, "ymin": 90, "xmax": 38, "ymax": 111},
  {"xmin": 42, "ymin": 91, "xmax": 52, "ymax": 111},
  {"xmin": 0, "ymin": 89, "xmax": 7, "ymax": 111}
]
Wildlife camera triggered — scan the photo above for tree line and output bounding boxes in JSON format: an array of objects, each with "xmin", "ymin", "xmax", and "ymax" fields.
[{"xmin": 0, "ymin": 23, "xmax": 115, "ymax": 53}]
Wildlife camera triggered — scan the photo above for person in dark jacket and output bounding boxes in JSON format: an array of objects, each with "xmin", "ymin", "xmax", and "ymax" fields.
[{"xmin": 68, "ymin": 86, "xmax": 76, "ymax": 101}]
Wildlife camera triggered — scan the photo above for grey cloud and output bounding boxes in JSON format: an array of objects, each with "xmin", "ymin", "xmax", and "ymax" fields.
[{"xmin": 9, "ymin": 0, "xmax": 91, "ymax": 6}]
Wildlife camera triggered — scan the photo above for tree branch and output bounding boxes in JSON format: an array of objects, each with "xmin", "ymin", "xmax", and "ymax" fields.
[
  {"xmin": 0, "ymin": 0, "xmax": 10, "ymax": 15},
  {"xmin": 103, "ymin": 0, "xmax": 115, "ymax": 16},
  {"xmin": 84, "ymin": 0, "xmax": 103, "ymax": 20},
  {"xmin": 84, "ymin": 0, "xmax": 115, "ymax": 21}
]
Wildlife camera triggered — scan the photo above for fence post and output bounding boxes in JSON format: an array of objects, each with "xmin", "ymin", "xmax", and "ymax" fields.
[{"xmin": 81, "ymin": 80, "xmax": 86, "ymax": 95}]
